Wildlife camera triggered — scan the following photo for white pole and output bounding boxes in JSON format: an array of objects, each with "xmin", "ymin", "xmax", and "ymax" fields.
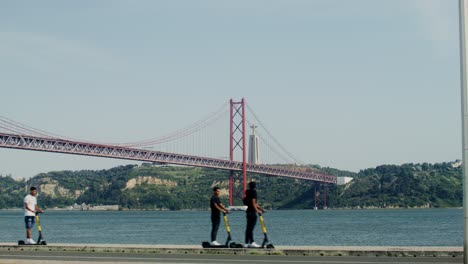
[{"xmin": 459, "ymin": 1, "xmax": 468, "ymax": 263}]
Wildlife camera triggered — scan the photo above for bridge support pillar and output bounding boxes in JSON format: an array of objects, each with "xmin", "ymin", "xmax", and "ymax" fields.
[
  {"xmin": 314, "ymin": 183, "xmax": 319, "ymax": 210},
  {"xmin": 313, "ymin": 181, "xmax": 327, "ymax": 210},
  {"xmin": 323, "ymin": 183, "xmax": 327, "ymax": 210}
]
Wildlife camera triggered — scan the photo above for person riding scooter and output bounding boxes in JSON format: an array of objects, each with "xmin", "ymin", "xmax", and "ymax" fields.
[{"xmin": 23, "ymin": 186, "xmax": 44, "ymax": 244}]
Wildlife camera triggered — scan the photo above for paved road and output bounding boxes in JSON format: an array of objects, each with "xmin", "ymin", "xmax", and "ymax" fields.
[{"xmin": 0, "ymin": 251, "xmax": 462, "ymax": 264}]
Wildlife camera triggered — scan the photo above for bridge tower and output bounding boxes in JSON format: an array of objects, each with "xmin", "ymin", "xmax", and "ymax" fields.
[{"xmin": 229, "ymin": 98, "xmax": 247, "ymax": 206}]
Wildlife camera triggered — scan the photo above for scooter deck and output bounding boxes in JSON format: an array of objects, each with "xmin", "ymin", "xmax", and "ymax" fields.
[
  {"xmin": 18, "ymin": 240, "xmax": 47, "ymax": 246},
  {"xmin": 244, "ymin": 244, "xmax": 275, "ymax": 249},
  {"xmin": 201, "ymin": 241, "xmax": 229, "ymax": 248},
  {"xmin": 227, "ymin": 242, "xmax": 244, "ymax": 248},
  {"xmin": 201, "ymin": 241, "xmax": 245, "ymax": 248}
]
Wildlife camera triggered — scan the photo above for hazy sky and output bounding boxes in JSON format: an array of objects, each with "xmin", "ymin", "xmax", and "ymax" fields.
[{"xmin": 0, "ymin": 0, "xmax": 461, "ymax": 178}]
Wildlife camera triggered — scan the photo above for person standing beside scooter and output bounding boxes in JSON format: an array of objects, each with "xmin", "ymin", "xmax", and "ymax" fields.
[
  {"xmin": 244, "ymin": 181, "xmax": 265, "ymax": 248},
  {"xmin": 210, "ymin": 186, "xmax": 229, "ymax": 246},
  {"xmin": 24, "ymin": 186, "xmax": 43, "ymax": 244}
]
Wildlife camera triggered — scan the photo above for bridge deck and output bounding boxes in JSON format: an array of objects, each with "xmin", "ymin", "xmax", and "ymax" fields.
[{"xmin": 0, "ymin": 132, "xmax": 337, "ymax": 183}]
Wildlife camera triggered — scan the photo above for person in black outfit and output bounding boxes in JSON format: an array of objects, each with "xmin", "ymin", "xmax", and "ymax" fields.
[
  {"xmin": 244, "ymin": 181, "xmax": 265, "ymax": 248},
  {"xmin": 210, "ymin": 186, "xmax": 229, "ymax": 246}
]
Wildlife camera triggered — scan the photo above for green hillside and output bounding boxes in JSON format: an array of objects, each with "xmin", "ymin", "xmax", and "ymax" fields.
[{"xmin": 0, "ymin": 161, "xmax": 462, "ymax": 210}]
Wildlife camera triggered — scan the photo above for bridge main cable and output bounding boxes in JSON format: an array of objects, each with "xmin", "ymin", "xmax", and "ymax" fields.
[{"xmin": 0, "ymin": 132, "xmax": 337, "ymax": 184}]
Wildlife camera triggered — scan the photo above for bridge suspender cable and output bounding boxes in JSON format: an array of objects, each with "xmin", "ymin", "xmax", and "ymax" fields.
[
  {"xmin": 0, "ymin": 102, "xmax": 229, "ymax": 148},
  {"xmin": 0, "ymin": 100, "xmax": 338, "ymax": 185},
  {"xmin": 120, "ymin": 102, "xmax": 229, "ymax": 147},
  {"xmin": 0, "ymin": 116, "xmax": 73, "ymax": 140},
  {"xmin": 245, "ymin": 103, "xmax": 304, "ymax": 165}
]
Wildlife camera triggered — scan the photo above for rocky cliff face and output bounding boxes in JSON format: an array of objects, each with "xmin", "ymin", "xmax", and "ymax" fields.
[
  {"xmin": 124, "ymin": 176, "xmax": 178, "ymax": 190},
  {"xmin": 31, "ymin": 177, "xmax": 84, "ymax": 199}
]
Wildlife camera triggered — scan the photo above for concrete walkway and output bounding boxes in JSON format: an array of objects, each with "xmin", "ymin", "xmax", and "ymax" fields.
[{"xmin": 0, "ymin": 243, "xmax": 463, "ymax": 258}]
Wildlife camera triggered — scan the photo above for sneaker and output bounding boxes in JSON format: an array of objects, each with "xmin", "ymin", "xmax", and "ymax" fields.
[
  {"xmin": 210, "ymin": 241, "xmax": 221, "ymax": 246},
  {"xmin": 249, "ymin": 242, "xmax": 261, "ymax": 248},
  {"xmin": 25, "ymin": 239, "xmax": 36, "ymax": 245}
]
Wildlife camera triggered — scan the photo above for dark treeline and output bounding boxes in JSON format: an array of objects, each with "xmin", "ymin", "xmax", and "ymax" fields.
[{"xmin": 0, "ymin": 161, "xmax": 461, "ymax": 210}]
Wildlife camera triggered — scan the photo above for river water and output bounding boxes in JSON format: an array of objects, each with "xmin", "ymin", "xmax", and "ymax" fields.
[{"xmin": 0, "ymin": 209, "xmax": 462, "ymax": 246}]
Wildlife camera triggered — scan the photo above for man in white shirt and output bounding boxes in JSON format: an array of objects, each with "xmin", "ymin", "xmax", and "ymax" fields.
[{"xmin": 24, "ymin": 186, "xmax": 43, "ymax": 244}]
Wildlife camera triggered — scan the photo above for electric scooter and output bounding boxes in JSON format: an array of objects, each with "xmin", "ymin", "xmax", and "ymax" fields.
[
  {"xmin": 258, "ymin": 213, "xmax": 274, "ymax": 249},
  {"xmin": 202, "ymin": 212, "xmax": 243, "ymax": 248},
  {"xmin": 18, "ymin": 212, "xmax": 47, "ymax": 245}
]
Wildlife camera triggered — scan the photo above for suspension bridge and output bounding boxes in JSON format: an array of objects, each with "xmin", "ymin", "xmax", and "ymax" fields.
[{"xmin": 0, "ymin": 98, "xmax": 336, "ymax": 207}]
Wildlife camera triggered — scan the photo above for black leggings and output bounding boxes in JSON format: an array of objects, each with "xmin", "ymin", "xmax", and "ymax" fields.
[
  {"xmin": 211, "ymin": 215, "xmax": 221, "ymax": 241},
  {"xmin": 245, "ymin": 213, "xmax": 257, "ymax": 244}
]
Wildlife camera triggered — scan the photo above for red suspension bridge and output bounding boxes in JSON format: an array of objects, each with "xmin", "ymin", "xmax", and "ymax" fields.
[{"xmin": 0, "ymin": 99, "xmax": 336, "ymax": 207}]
